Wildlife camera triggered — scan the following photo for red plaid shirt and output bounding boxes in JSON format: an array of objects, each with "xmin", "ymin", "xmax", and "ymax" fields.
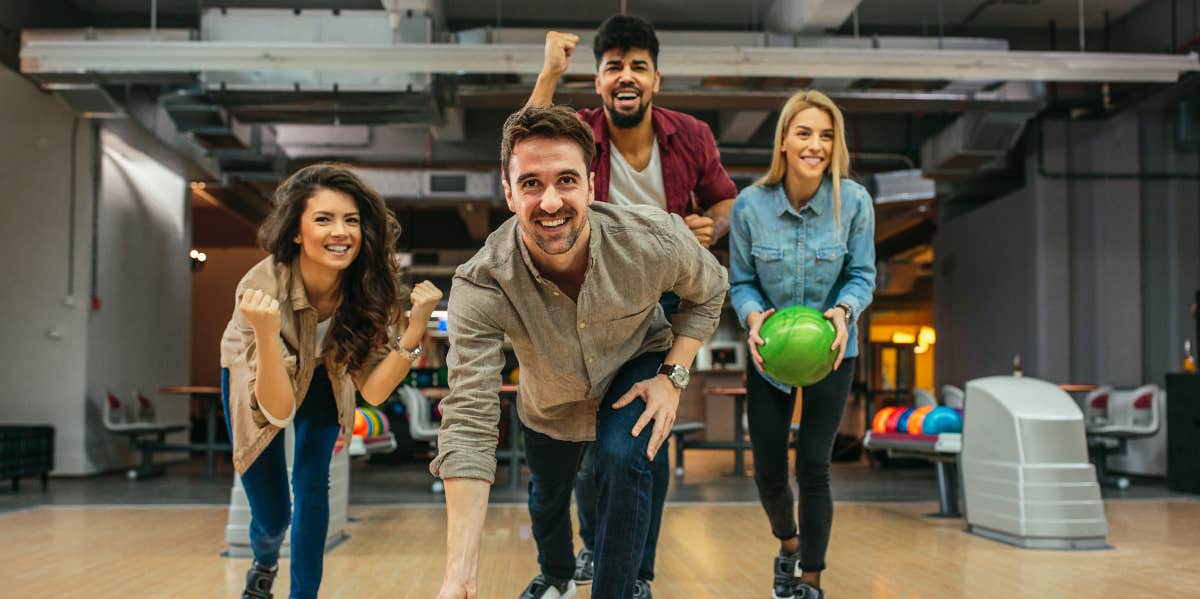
[{"xmin": 577, "ymin": 106, "xmax": 737, "ymax": 217}]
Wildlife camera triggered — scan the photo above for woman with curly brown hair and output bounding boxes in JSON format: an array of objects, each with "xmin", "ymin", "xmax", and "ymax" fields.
[{"xmin": 220, "ymin": 163, "xmax": 442, "ymax": 599}]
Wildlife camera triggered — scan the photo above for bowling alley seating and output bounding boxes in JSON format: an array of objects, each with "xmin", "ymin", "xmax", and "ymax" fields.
[
  {"xmin": 913, "ymin": 388, "xmax": 938, "ymax": 408},
  {"xmin": 102, "ymin": 389, "xmax": 189, "ymax": 480},
  {"xmin": 1084, "ymin": 384, "xmax": 1163, "ymax": 490},
  {"xmin": 940, "ymin": 385, "xmax": 965, "ymax": 409},
  {"xmin": 396, "ymin": 386, "xmax": 444, "ymax": 493}
]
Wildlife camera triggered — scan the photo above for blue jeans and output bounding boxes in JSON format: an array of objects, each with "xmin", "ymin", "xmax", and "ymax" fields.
[
  {"xmin": 574, "ymin": 294, "xmax": 677, "ymax": 569},
  {"xmin": 222, "ymin": 367, "xmax": 341, "ymax": 599},
  {"xmin": 525, "ymin": 351, "xmax": 669, "ymax": 598}
]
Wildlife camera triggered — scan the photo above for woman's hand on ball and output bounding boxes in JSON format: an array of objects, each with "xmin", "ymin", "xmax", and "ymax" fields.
[
  {"xmin": 822, "ymin": 307, "xmax": 849, "ymax": 370},
  {"xmin": 746, "ymin": 308, "xmax": 776, "ymax": 368}
]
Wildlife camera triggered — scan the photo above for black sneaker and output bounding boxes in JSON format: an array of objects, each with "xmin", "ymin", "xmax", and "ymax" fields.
[
  {"xmin": 518, "ymin": 574, "xmax": 577, "ymax": 599},
  {"xmin": 633, "ymin": 579, "xmax": 653, "ymax": 598},
  {"xmin": 797, "ymin": 582, "xmax": 826, "ymax": 599},
  {"xmin": 242, "ymin": 562, "xmax": 278, "ymax": 599},
  {"xmin": 772, "ymin": 552, "xmax": 801, "ymax": 599},
  {"xmin": 572, "ymin": 548, "xmax": 594, "ymax": 584}
]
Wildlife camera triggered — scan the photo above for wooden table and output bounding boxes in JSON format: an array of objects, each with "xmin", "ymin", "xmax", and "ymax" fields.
[
  {"xmin": 159, "ymin": 385, "xmax": 230, "ymax": 480},
  {"xmin": 686, "ymin": 386, "xmax": 753, "ymax": 476}
]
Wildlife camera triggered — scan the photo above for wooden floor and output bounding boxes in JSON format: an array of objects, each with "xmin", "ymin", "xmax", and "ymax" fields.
[{"xmin": 2, "ymin": 500, "xmax": 1198, "ymax": 598}]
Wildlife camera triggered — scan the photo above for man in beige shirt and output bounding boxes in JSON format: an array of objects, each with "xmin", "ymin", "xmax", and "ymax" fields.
[{"xmin": 431, "ymin": 105, "xmax": 728, "ymax": 599}]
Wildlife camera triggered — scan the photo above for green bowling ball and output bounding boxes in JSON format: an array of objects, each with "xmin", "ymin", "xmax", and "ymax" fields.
[{"xmin": 758, "ymin": 305, "xmax": 838, "ymax": 387}]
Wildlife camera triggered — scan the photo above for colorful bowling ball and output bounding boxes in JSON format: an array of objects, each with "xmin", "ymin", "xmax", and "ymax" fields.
[
  {"xmin": 363, "ymin": 407, "xmax": 384, "ymax": 437},
  {"xmin": 907, "ymin": 406, "xmax": 935, "ymax": 435},
  {"xmin": 353, "ymin": 409, "xmax": 368, "ymax": 437},
  {"xmin": 884, "ymin": 408, "xmax": 905, "ymax": 433},
  {"xmin": 895, "ymin": 408, "xmax": 916, "ymax": 433},
  {"xmin": 377, "ymin": 408, "xmax": 391, "ymax": 434},
  {"xmin": 757, "ymin": 305, "xmax": 838, "ymax": 387},
  {"xmin": 872, "ymin": 407, "xmax": 898, "ymax": 433},
  {"xmin": 922, "ymin": 406, "xmax": 964, "ymax": 435}
]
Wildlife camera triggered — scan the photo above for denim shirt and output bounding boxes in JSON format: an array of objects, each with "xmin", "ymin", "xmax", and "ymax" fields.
[{"xmin": 729, "ymin": 178, "xmax": 876, "ymax": 390}]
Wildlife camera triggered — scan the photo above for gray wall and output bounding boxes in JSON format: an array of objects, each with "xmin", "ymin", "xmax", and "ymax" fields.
[
  {"xmin": 0, "ymin": 66, "xmax": 94, "ymax": 474},
  {"xmin": 0, "ymin": 66, "xmax": 192, "ymax": 475},
  {"xmin": 84, "ymin": 128, "xmax": 191, "ymax": 472},
  {"xmin": 935, "ymin": 110, "xmax": 1199, "ymax": 390},
  {"xmin": 933, "ymin": 177, "xmax": 1039, "ymax": 387}
]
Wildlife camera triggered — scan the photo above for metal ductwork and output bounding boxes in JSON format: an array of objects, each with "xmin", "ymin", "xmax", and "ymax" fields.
[
  {"xmin": 872, "ymin": 169, "xmax": 936, "ymax": 205},
  {"xmin": 765, "ymin": 0, "xmax": 863, "ymax": 34},
  {"xmin": 921, "ymin": 110, "xmax": 1034, "ymax": 179},
  {"xmin": 351, "ymin": 168, "xmax": 499, "ymax": 203}
]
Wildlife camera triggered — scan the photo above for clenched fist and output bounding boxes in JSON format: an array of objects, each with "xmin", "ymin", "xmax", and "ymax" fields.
[
  {"xmin": 409, "ymin": 280, "xmax": 444, "ymax": 325},
  {"xmin": 239, "ymin": 288, "xmax": 281, "ymax": 337},
  {"xmin": 542, "ymin": 31, "xmax": 580, "ymax": 79}
]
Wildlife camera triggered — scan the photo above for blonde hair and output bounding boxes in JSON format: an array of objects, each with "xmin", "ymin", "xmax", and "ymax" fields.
[{"xmin": 756, "ymin": 89, "xmax": 850, "ymax": 230}]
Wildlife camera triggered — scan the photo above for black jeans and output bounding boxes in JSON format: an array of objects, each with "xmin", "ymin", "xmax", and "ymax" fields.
[
  {"xmin": 525, "ymin": 351, "xmax": 669, "ymax": 598},
  {"xmin": 745, "ymin": 357, "xmax": 855, "ymax": 572}
]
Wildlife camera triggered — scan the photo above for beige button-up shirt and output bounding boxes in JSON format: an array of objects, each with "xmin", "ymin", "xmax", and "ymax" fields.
[
  {"xmin": 220, "ymin": 257, "xmax": 392, "ymax": 475},
  {"xmin": 430, "ymin": 203, "xmax": 729, "ymax": 483}
]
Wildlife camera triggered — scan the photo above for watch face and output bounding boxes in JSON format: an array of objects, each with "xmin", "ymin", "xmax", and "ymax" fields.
[{"xmin": 669, "ymin": 365, "xmax": 689, "ymax": 388}]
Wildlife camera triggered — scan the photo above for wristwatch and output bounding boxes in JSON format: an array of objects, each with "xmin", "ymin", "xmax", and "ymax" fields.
[
  {"xmin": 390, "ymin": 337, "xmax": 423, "ymax": 362},
  {"xmin": 836, "ymin": 302, "xmax": 854, "ymax": 322},
  {"xmin": 657, "ymin": 363, "xmax": 691, "ymax": 390}
]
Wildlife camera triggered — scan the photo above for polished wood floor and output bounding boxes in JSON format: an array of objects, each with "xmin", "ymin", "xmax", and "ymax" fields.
[{"xmin": 1, "ymin": 499, "xmax": 1198, "ymax": 598}]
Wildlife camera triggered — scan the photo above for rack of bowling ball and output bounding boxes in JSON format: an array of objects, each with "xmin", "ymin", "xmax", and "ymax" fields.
[
  {"xmin": 871, "ymin": 405, "xmax": 963, "ymax": 436},
  {"xmin": 330, "ymin": 405, "xmax": 397, "ymax": 457},
  {"xmin": 864, "ymin": 405, "xmax": 965, "ymax": 518}
]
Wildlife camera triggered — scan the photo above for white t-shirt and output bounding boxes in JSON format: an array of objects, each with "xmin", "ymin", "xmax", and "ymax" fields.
[
  {"xmin": 315, "ymin": 318, "xmax": 331, "ymax": 358},
  {"xmin": 607, "ymin": 139, "xmax": 667, "ymax": 210}
]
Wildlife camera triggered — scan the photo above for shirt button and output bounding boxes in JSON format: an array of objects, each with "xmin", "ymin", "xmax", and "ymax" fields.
[
  {"xmin": 579, "ymin": 322, "xmax": 587, "ymax": 329},
  {"xmin": 587, "ymin": 358, "xmax": 593, "ymax": 364},
  {"xmin": 552, "ymin": 291, "xmax": 560, "ymax": 296}
]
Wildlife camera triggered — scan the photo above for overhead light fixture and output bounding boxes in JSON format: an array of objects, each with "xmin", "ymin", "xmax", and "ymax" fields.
[{"xmin": 20, "ymin": 40, "xmax": 1200, "ymax": 83}]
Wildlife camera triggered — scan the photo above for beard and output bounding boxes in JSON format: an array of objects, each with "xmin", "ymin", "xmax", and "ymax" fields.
[
  {"xmin": 525, "ymin": 207, "xmax": 586, "ymax": 255},
  {"xmin": 604, "ymin": 90, "xmax": 651, "ymax": 129}
]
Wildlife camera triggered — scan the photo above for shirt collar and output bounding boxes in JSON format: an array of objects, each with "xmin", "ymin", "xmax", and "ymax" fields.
[
  {"xmin": 772, "ymin": 177, "xmax": 832, "ymax": 217},
  {"xmin": 592, "ymin": 105, "xmax": 673, "ymax": 149},
  {"xmin": 284, "ymin": 259, "xmax": 313, "ymax": 312}
]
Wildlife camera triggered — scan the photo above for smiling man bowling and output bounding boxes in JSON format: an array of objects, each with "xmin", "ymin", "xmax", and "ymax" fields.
[{"xmin": 431, "ymin": 105, "xmax": 728, "ymax": 599}]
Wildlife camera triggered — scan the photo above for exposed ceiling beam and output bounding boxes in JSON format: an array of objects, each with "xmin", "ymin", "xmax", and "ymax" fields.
[
  {"xmin": 457, "ymin": 85, "xmax": 1046, "ymax": 114},
  {"xmin": 21, "ymin": 40, "xmax": 1199, "ymax": 83}
]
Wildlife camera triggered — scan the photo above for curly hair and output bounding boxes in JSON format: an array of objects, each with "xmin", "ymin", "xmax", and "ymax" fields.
[
  {"xmin": 257, "ymin": 163, "xmax": 405, "ymax": 373},
  {"xmin": 593, "ymin": 14, "xmax": 659, "ymax": 68}
]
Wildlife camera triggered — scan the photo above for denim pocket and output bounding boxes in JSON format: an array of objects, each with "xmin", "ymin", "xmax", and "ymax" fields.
[
  {"xmin": 812, "ymin": 245, "xmax": 847, "ymax": 289},
  {"xmin": 751, "ymin": 244, "xmax": 788, "ymax": 285}
]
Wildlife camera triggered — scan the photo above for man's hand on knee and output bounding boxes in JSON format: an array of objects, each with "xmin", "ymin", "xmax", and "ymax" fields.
[{"xmin": 614, "ymin": 376, "xmax": 680, "ymax": 460}]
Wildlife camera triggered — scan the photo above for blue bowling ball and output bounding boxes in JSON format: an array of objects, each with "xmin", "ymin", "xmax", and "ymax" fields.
[
  {"xmin": 921, "ymin": 406, "xmax": 963, "ymax": 434},
  {"xmin": 895, "ymin": 408, "xmax": 916, "ymax": 433}
]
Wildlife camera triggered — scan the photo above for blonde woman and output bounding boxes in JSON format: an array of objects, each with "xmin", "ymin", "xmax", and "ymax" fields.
[{"xmin": 728, "ymin": 91, "xmax": 876, "ymax": 599}]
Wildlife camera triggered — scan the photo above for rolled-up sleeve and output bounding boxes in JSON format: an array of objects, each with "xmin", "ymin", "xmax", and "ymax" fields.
[
  {"xmin": 662, "ymin": 214, "xmax": 729, "ymax": 341},
  {"xmin": 429, "ymin": 277, "xmax": 507, "ymax": 483},
  {"xmin": 836, "ymin": 189, "xmax": 877, "ymax": 320},
  {"xmin": 728, "ymin": 194, "xmax": 768, "ymax": 328},
  {"xmin": 223, "ymin": 278, "xmax": 298, "ymax": 431}
]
